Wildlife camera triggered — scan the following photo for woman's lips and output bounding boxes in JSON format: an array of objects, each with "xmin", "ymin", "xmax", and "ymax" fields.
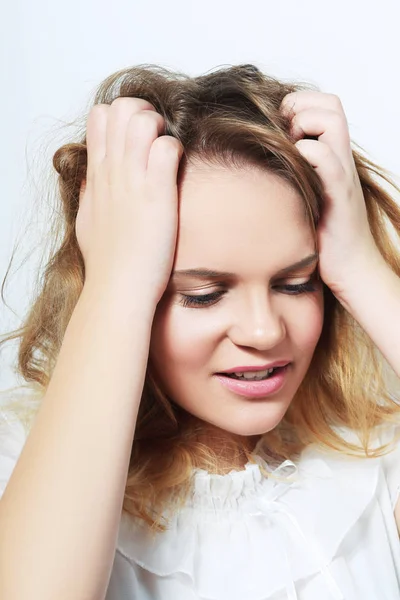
[
  {"xmin": 214, "ymin": 364, "xmax": 289, "ymax": 398},
  {"xmin": 219, "ymin": 360, "xmax": 291, "ymax": 374}
]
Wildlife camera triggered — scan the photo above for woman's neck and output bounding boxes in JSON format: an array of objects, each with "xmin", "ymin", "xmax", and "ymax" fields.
[{"xmin": 181, "ymin": 414, "xmax": 263, "ymax": 473}]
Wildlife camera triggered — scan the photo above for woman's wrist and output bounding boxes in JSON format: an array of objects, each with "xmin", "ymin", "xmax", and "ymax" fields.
[{"xmin": 78, "ymin": 281, "xmax": 157, "ymax": 333}]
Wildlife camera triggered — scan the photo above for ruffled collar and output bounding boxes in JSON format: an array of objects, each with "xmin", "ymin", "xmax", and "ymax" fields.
[
  {"xmin": 188, "ymin": 454, "xmax": 302, "ymax": 511},
  {"xmin": 116, "ymin": 431, "xmax": 383, "ymax": 600}
]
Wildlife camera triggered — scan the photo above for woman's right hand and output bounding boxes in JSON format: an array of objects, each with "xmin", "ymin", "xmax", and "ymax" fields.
[{"xmin": 75, "ymin": 97, "xmax": 184, "ymax": 310}]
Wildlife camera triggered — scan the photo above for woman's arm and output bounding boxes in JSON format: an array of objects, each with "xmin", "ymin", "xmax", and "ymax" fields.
[
  {"xmin": 0, "ymin": 93, "xmax": 181, "ymax": 599},
  {"xmin": 0, "ymin": 285, "xmax": 154, "ymax": 600},
  {"xmin": 335, "ymin": 249, "xmax": 400, "ymax": 381},
  {"xmin": 279, "ymin": 91, "xmax": 400, "ymax": 381}
]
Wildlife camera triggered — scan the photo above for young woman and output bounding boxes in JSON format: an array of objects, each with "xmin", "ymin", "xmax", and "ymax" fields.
[{"xmin": 1, "ymin": 63, "xmax": 400, "ymax": 599}]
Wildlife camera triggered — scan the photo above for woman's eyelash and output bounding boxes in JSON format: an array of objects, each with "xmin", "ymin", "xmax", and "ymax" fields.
[
  {"xmin": 179, "ymin": 279, "xmax": 318, "ymax": 308},
  {"xmin": 180, "ymin": 291, "xmax": 224, "ymax": 308},
  {"xmin": 279, "ymin": 280, "xmax": 318, "ymax": 295}
]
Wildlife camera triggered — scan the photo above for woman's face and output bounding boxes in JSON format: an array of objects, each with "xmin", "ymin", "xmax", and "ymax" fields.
[{"xmin": 149, "ymin": 161, "xmax": 324, "ymax": 438}]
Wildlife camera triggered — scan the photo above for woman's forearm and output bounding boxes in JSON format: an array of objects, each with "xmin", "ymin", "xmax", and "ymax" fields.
[
  {"xmin": 0, "ymin": 285, "xmax": 154, "ymax": 600},
  {"xmin": 337, "ymin": 251, "xmax": 400, "ymax": 380}
]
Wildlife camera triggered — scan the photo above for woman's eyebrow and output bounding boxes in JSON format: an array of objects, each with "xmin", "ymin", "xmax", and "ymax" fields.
[{"xmin": 171, "ymin": 252, "xmax": 319, "ymax": 281}]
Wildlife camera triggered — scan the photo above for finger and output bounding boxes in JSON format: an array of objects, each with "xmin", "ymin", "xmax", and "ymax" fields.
[
  {"xmin": 146, "ymin": 136, "xmax": 184, "ymax": 194},
  {"xmin": 295, "ymin": 138, "xmax": 347, "ymax": 198},
  {"xmin": 106, "ymin": 97, "xmax": 157, "ymax": 167},
  {"xmin": 85, "ymin": 104, "xmax": 109, "ymax": 179},
  {"xmin": 280, "ymin": 91, "xmax": 345, "ymax": 120},
  {"xmin": 124, "ymin": 110, "xmax": 166, "ymax": 179},
  {"xmin": 290, "ymin": 107, "xmax": 353, "ymax": 169}
]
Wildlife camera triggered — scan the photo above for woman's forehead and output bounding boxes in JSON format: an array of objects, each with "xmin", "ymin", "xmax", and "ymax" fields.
[
  {"xmin": 175, "ymin": 163, "xmax": 315, "ymax": 277},
  {"xmin": 178, "ymin": 161, "xmax": 306, "ymax": 219}
]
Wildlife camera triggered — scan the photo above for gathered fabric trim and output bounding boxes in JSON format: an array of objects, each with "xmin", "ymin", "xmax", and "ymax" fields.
[{"xmin": 117, "ymin": 432, "xmax": 382, "ymax": 600}]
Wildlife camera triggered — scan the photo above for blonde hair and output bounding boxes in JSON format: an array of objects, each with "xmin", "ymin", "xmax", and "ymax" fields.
[{"xmin": 2, "ymin": 63, "xmax": 400, "ymax": 532}]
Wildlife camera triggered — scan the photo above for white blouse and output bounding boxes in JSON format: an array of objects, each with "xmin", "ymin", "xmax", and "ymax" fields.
[{"xmin": 1, "ymin": 408, "xmax": 400, "ymax": 600}]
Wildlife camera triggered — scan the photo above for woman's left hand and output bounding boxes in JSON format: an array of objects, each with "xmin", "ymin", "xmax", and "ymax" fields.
[{"xmin": 279, "ymin": 91, "xmax": 382, "ymax": 299}]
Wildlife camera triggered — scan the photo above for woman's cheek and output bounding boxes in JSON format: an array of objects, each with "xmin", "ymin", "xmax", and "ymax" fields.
[
  {"xmin": 150, "ymin": 303, "xmax": 215, "ymax": 370},
  {"xmin": 296, "ymin": 293, "xmax": 325, "ymax": 351}
]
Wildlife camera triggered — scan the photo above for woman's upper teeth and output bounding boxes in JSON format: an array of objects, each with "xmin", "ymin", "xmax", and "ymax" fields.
[{"xmin": 234, "ymin": 368, "xmax": 274, "ymax": 379}]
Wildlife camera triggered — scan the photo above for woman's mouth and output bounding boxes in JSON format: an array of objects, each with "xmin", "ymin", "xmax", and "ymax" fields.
[{"xmin": 214, "ymin": 365, "xmax": 290, "ymax": 398}]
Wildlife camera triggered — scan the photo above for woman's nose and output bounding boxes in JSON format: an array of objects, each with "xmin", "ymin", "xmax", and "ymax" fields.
[{"xmin": 227, "ymin": 293, "xmax": 286, "ymax": 350}]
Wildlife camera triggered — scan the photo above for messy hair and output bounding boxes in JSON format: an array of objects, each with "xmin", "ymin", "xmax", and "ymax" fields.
[{"xmin": 1, "ymin": 63, "xmax": 400, "ymax": 532}]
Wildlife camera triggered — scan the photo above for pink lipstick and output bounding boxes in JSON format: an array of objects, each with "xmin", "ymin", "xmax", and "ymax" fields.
[{"xmin": 214, "ymin": 364, "xmax": 289, "ymax": 398}]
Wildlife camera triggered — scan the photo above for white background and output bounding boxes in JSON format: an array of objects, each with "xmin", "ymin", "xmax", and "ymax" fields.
[{"xmin": 1, "ymin": 0, "xmax": 400, "ymax": 388}]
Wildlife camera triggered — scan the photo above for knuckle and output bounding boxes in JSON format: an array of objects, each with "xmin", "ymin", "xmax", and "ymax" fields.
[
  {"xmin": 88, "ymin": 103, "xmax": 109, "ymax": 122},
  {"xmin": 290, "ymin": 113, "xmax": 300, "ymax": 127},
  {"xmin": 130, "ymin": 110, "xmax": 165, "ymax": 134},
  {"xmin": 110, "ymin": 97, "xmax": 134, "ymax": 112},
  {"xmin": 281, "ymin": 91, "xmax": 296, "ymax": 108},
  {"xmin": 152, "ymin": 135, "xmax": 182, "ymax": 158},
  {"xmin": 110, "ymin": 96, "xmax": 156, "ymax": 113},
  {"xmin": 329, "ymin": 94, "xmax": 343, "ymax": 111}
]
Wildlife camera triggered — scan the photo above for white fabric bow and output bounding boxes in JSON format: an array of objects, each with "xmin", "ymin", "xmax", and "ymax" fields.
[{"xmin": 247, "ymin": 459, "xmax": 345, "ymax": 600}]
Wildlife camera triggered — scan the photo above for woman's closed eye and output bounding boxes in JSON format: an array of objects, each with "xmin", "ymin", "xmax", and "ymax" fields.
[
  {"xmin": 179, "ymin": 290, "xmax": 225, "ymax": 308},
  {"xmin": 178, "ymin": 277, "xmax": 319, "ymax": 308}
]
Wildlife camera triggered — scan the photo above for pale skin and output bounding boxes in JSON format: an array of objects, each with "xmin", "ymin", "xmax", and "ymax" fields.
[
  {"xmin": 1, "ymin": 90, "xmax": 399, "ymax": 600},
  {"xmin": 280, "ymin": 92, "xmax": 400, "ymax": 532},
  {"xmin": 149, "ymin": 163, "xmax": 325, "ymax": 464},
  {"xmin": 150, "ymin": 92, "xmax": 400, "ymax": 530}
]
